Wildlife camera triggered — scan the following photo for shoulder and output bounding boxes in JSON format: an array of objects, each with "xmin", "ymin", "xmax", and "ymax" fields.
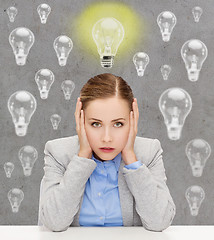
[
  {"xmin": 45, "ymin": 134, "xmax": 79, "ymax": 148},
  {"xmin": 134, "ymin": 136, "xmax": 163, "ymax": 166},
  {"xmin": 44, "ymin": 135, "xmax": 79, "ymax": 160},
  {"xmin": 134, "ymin": 136, "xmax": 162, "ymax": 152}
]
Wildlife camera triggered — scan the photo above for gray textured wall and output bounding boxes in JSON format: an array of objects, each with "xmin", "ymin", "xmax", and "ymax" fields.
[{"xmin": 0, "ymin": 0, "xmax": 214, "ymax": 225}]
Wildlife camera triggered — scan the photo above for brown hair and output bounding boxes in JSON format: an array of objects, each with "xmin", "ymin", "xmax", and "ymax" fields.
[{"xmin": 80, "ymin": 73, "xmax": 134, "ymax": 112}]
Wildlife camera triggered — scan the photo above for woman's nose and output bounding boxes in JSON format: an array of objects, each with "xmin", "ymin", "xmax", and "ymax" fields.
[{"xmin": 102, "ymin": 128, "xmax": 112, "ymax": 142}]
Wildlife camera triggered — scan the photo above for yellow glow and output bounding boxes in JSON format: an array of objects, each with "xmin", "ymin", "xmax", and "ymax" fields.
[{"xmin": 69, "ymin": 1, "xmax": 145, "ymax": 59}]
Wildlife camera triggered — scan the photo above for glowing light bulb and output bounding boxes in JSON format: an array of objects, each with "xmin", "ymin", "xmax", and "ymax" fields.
[
  {"xmin": 181, "ymin": 39, "xmax": 208, "ymax": 82},
  {"xmin": 35, "ymin": 69, "xmax": 55, "ymax": 99},
  {"xmin": 160, "ymin": 64, "xmax": 171, "ymax": 80},
  {"xmin": 8, "ymin": 188, "xmax": 24, "ymax": 213},
  {"xmin": 9, "ymin": 27, "xmax": 35, "ymax": 65},
  {"xmin": 186, "ymin": 139, "xmax": 211, "ymax": 177},
  {"xmin": 18, "ymin": 145, "xmax": 38, "ymax": 176},
  {"xmin": 133, "ymin": 52, "xmax": 149, "ymax": 77},
  {"xmin": 50, "ymin": 114, "xmax": 61, "ymax": 130},
  {"xmin": 157, "ymin": 11, "xmax": 177, "ymax": 42},
  {"xmin": 159, "ymin": 88, "xmax": 192, "ymax": 140},
  {"xmin": 53, "ymin": 35, "xmax": 73, "ymax": 66},
  {"xmin": 192, "ymin": 6, "xmax": 203, "ymax": 23},
  {"xmin": 185, "ymin": 185, "xmax": 205, "ymax": 216},
  {"xmin": 7, "ymin": 91, "xmax": 37, "ymax": 137},
  {"xmin": 37, "ymin": 3, "xmax": 51, "ymax": 24},
  {"xmin": 92, "ymin": 17, "xmax": 125, "ymax": 68},
  {"xmin": 7, "ymin": 6, "xmax": 18, "ymax": 22},
  {"xmin": 61, "ymin": 80, "xmax": 75, "ymax": 100},
  {"xmin": 4, "ymin": 162, "xmax": 15, "ymax": 178}
]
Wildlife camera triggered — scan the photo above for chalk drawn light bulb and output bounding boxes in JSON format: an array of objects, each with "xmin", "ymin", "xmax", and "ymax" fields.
[
  {"xmin": 7, "ymin": 6, "xmax": 18, "ymax": 22},
  {"xmin": 181, "ymin": 39, "xmax": 208, "ymax": 82},
  {"xmin": 92, "ymin": 17, "xmax": 125, "ymax": 68},
  {"xmin": 186, "ymin": 139, "xmax": 211, "ymax": 177},
  {"xmin": 50, "ymin": 114, "xmax": 61, "ymax": 130},
  {"xmin": 133, "ymin": 52, "xmax": 149, "ymax": 77},
  {"xmin": 4, "ymin": 162, "xmax": 15, "ymax": 178},
  {"xmin": 61, "ymin": 80, "xmax": 75, "ymax": 100},
  {"xmin": 9, "ymin": 27, "xmax": 35, "ymax": 65},
  {"xmin": 157, "ymin": 11, "xmax": 177, "ymax": 42},
  {"xmin": 185, "ymin": 185, "xmax": 205, "ymax": 216},
  {"xmin": 8, "ymin": 91, "xmax": 37, "ymax": 137},
  {"xmin": 37, "ymin": 3, "xmax": 51, "ymax": 24},
  {"xmin": 161, "ymin": 64, "xmax": 171, "ymax": 80},
  {"xmin": 35, "ymin": 69, "xmax": 55, "ymax": 99},
  {"xmin": 53, "ymin": 35, "xmax": 73, "ymax": 66},
  {"xmin": 18, "ymin": 146, "xmax": 38, "ymax": 176},
  {"xmin": 192, "ymin": 6, "xmax": 203, "ymax": 23},
  {"xmin": 8, "ymin": 188, "xmax": 24, "ymax": 213},
  {"xmin": 159, "ymin": 88, "xmax": 192, "ymax": 140}
]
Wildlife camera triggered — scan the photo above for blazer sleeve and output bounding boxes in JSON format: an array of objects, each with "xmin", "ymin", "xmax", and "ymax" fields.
[
  {"xmin": 122, "ymin": 139, "xmax": 176, "ymax": 232},
  {"xmin": 38, "ymin": 140, "xmax": 97, "ymax": 232}
]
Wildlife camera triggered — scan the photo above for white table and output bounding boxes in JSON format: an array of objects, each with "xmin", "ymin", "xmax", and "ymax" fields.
[{"xmin": 0, "ymin": 225, "xmax": 213, "ymax": 240}]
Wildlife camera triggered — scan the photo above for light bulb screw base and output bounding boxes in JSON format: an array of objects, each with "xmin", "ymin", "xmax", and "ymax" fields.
[
  {"xmin": 187, "ymin": 69, "xmax": 199, "ymax": 82},
  {"xmin": 167, "ymin": 125, "xmax": 182, "ymax": 140},
  {"xmin": 15, "ymin": 124, "xmax": 28, "ymax": 137},
  {"xmin": 137, "ymin": 69, "xmax": 145, "ymax": 77},
  {"xmin": 100, "ymin": 56, "xmax": 114, "ymax": 68}
]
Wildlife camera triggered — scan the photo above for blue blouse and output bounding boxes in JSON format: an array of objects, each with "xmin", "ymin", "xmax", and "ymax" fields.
[{"xmin": 79, "ymin": 152, "xmax": 143, "ymax": 226}]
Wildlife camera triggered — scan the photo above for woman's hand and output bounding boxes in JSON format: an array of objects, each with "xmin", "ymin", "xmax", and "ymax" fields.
[
  {"xmin": 74, "ymin": 97, "xmax": 92, "ymax": 159},
  {"xmin": 121, "ymin": 98, "xmax": 139, "ymax": 164}
]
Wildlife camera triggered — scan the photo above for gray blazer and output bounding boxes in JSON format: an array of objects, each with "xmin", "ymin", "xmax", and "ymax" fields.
[{"xmin": 38, "ymin": 135, "xmax": 176, "ymax": 232}]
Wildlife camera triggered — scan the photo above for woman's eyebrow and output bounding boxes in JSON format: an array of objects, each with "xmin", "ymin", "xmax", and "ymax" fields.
[{"xmin": 88, "ymin": 118, "xmax": 126, "ymax": 122}]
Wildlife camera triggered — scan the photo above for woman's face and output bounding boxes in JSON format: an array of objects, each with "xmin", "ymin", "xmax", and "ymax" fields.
[{"xmin": 84, "ymin": 97, "xmax": 131, "ymax": 161}]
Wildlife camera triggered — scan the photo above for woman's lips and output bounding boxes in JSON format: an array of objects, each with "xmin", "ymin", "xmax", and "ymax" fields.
[{"xmin": 100, "ymin": 148, "xmax": 115, "ymax": 153}]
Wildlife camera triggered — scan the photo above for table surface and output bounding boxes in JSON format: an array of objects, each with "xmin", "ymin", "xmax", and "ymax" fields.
[{"xmin": 0, "ymin": 225, "xmax": 213, "ymax": 240}]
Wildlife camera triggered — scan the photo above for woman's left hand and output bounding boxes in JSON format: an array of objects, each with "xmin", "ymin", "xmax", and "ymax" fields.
[{"xmin": 121, "ymin": 98, "xmax": 139, "ymax": 164}]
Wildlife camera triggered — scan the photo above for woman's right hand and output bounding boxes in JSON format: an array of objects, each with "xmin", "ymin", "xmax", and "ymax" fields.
[{"xmin": 74, "ymin": 97, "xmax": 92, "ymax": 159}]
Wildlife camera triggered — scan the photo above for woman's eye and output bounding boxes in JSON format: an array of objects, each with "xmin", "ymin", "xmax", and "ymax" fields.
[
  {"xmin": 91, "ymin": 122, "xmax": 101, "ymax": 127},
  {"xmin": 91, "ymin": 122, "xmax": 123, "ymax": 128},
  {"xmin": 114, "ymin": 122, "xmax": 123, "ymax": 127}
]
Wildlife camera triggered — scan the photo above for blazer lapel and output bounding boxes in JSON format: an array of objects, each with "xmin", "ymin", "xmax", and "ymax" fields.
[{"xmin": 118, "ymin": 159, "xmax": 134, "ymax": 226}]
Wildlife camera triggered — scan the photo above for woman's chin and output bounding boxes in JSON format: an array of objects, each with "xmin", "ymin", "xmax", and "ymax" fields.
[{"xmin": 93, "ymin": 150, "xmax": 117, "ymax": 161}]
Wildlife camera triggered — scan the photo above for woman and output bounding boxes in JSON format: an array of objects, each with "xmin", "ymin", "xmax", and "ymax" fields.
[{"xmin": 38, "ymin": 73, "xmax": 176, "ymax": 232}]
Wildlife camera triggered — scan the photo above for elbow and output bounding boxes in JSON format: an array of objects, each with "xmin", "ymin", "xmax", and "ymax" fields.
[
  {"xmin": 41, "ymin": 218, "xmax": 70, "ymax": 232},
  {"xmin": 144, "ymin": 204, "xmax": 176, "ymax": 232},
  {"xmin": 143, "ymin": 219, "xmax": 172, "ymax": 232},
  {"xmin": 144, "ymin": 220, "xmax": 172, "ymax": 232},
  {"xmin": 144, "ymin": 225, "xmax": 166, "ymax": 232},
  {"xmin": 51, "ymin": 225, "xmax": 69, "ymax": 232},
  {"xmin": 40, "ymin": 208, "xmax": 71, "ymax": 232}
]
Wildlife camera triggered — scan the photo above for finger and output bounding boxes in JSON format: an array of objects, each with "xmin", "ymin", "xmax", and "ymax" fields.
[
  {"xmin": 75, "ymin": 98, "xmax": 81, "ymax": 131},
  {"xmin": 75, "ymin": 109, "xmax": 79, "ymax": 132},
  {"xmin": 80, "ymin": 110, "xmax": 84, "ymax": 134},
  {"xmin": 74, "ymin": 98, "xmax": 79, "ymax": 120},
  {"xmin": 135, "ymin": 98, "xmax": 139, "ymax": 117},
  {"xmin": 132, "ymin": 101, "xmax": 138, "ymax": 133},
  {"xmin": 74, "ymin": 97, "xmax": 79, "ymax": 115},
  {"xmin": 134, "ymin": 98, "xmax": 139, "ymax": 118},
  {"xmin": 76, "ymin": 97, "xmax": 82, "ymax": 112},
  {"xmin": 130, "ymin": 111, "xmax": 134, "ymax": 136},
  {"xmin": 78, "ymin": 109, "xmax": 82, "ymax": 133}
]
